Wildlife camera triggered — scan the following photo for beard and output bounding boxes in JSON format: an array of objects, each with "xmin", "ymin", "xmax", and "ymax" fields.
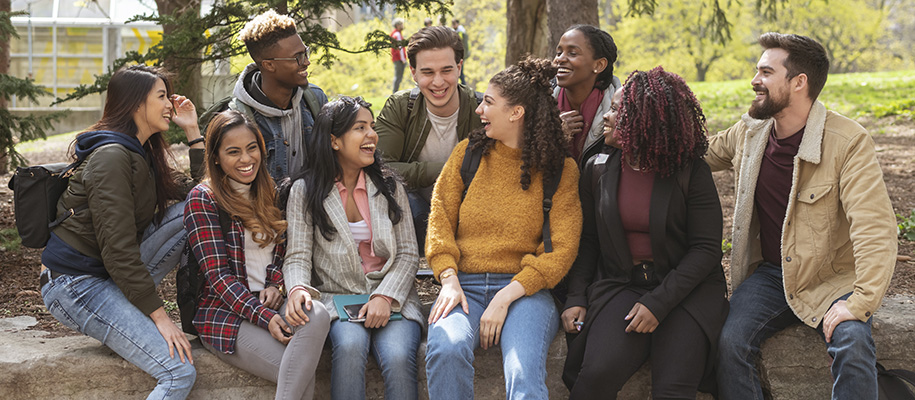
[{"xmin": 748, "ymin": 84, "xmax": 790, "ymax": 120}]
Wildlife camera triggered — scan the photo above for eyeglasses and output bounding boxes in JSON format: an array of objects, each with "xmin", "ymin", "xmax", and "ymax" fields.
[{"xmin": 264, "ymin": 47, "xmax": 310, "ymax": 66}]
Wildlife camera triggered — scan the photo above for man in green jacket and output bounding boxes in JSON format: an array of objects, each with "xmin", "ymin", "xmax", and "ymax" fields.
[
  {"xmin": 376, "ymin": 26, "xmax": 482, "ymax": 253},
  {"xmin": 707, "ymin": 33, "xmax": 897, "ymax": 399}
]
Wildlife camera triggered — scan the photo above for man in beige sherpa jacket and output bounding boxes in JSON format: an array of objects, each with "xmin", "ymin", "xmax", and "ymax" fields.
[{"xmin": 705, "ymin": 32, "xmax": 897, "ymax": 400}]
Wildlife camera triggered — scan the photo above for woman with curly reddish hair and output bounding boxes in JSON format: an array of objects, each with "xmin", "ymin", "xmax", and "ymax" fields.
[
  {"xmin": 424, "ymin": 57, "xmax": 583, "ymax": 399},
  {"xmin": 561, "ymin": 66, "xmax": 729, "ymax": 399}
]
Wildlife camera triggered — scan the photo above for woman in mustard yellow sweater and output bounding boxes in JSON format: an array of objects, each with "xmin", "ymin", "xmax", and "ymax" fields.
[{"xmin": 424, "ymin": 56, "xmax": 583, "ymax": 400}]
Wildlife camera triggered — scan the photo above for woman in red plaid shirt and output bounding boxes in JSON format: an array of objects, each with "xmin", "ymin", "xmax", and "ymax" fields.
[{"xmin": 184, "ymin": 110, "xmax": 330, "ymax": 400}]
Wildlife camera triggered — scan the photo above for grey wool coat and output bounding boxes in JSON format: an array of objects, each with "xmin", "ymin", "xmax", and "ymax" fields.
[{"xmin": 283, "ymin": 177, "xmax": 424, "ymax": 325}]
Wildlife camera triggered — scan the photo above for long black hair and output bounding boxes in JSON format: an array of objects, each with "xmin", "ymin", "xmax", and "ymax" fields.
[{"xmin": 291, "ymin": 96, "xmax": 403, "ymax": 240}]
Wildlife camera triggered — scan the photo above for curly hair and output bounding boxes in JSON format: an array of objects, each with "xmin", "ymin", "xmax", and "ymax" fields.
[
  {"xmin": 237, "ymin": 10, "xmax": 298, "ymax": 62},
  {"xmin": 291, "ymin": 96, "xmax": 404, "ymax": 241},
  {"xmin": 615, "ymin": 66, "xmax": 708, "ymax": 177},
  {"xmin": 470, "ymin": 56, "xmax": 569, "ymax": 189},
  {"xmin": 204, "ymin": 110, "xmax": 286, "ymax": 246},
  {"xmin": 567, "ymin": 25, "xmax": 618, "ymax": 91}
]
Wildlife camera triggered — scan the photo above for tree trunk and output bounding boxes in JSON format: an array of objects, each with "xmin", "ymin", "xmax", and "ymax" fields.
[
  {"xmin": 505, "ymin": 0, "xmax": 599, "ymax": 66},
  {"xmin": 546, "ymin": 0, "xmax": 598, "ymax": 54},
  {"xmin": 154, "ymin": 0, "xmax": 202, "ymax": 108},
  {"xmin": 1, "ymin": 0, "xmax": 11, "ymax": 174},
  {"xmin": 505, "ymin": 0, "xmax": 548, "ymax": 66}
]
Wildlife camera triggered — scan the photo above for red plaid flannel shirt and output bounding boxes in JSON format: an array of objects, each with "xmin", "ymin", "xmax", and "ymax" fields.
[{"xmin": 184, "ymin": 184, "xmax": 285, "ymax": 354}]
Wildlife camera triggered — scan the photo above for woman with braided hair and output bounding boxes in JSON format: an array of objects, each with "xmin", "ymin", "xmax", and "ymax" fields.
[
  {"xmin": 561, "ymin": 66, "xmax": 729, "ymax": 399},
  {"xmin": 424, "ymin": 56, "xmax": 582, "ymax": 399},
  {"xmin": 553, "ymin": 24, "xmax": 622, "ymax": 165}
]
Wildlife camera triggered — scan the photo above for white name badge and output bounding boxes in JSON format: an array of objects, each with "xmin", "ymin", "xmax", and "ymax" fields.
[{"xmin": 594, "ymin": 153, "xmax": 609, "ymax": 165}]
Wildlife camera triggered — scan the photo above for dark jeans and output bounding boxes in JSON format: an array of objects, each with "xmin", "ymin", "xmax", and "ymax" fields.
[
  {"xmin": 570, "ymin": 288, "xmax": 708, "ymax": 400},
  {"xmin": 717, "ymin": 263, "xmax": 877, "ymax": 400},
  {"xmin": 407, "ymin": 190, "xmax": 430, "ymax": 256}
]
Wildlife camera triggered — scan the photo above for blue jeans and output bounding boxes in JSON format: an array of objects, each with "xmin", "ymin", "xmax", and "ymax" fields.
[
  {"xmin": 425, "ymin": 273, "xmax": 559, "ymax": 400},
  {"xmin": 328, "ymin": 317, "xmax": 422, "ymax": 400},
  {"xmin": 41, "ymin": 270, "xmax": 196, "ymax": 399},
  {"xmin": 717, "ymin": 263, "xmax": 877, "ymax": 400},
  {"xmin": 140, "ymin": 201, "xmax": 188, "ymax": 283}
]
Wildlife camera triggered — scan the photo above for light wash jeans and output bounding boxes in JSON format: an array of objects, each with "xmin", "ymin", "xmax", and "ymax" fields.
[
  {"xmin": 717, "ymin": 263, "xmax": 877, "ymax": 400},
  {"xmin": 40, "ymin": 270, "xmax": 196, "ymax": 399},
  {"xmin": 40, "ymin": 201, "xmax": 195, "ymax": 399},
  {"xmin": 140, "ymin": 201, "xmax": 188, "ymax": 282},
  {"xmin": 327, "ymin": 317, "xmax": 422, "ymax": 400},
  {"xmin": 425, "ymin": 272, "xmax": 559, "ymax": 400}
]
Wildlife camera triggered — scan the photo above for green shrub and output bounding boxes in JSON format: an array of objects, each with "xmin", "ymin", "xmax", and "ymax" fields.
[
  {"xmin": 0, "ymin": 228, "xmax": 22, "ymax": 252},
  {"xmin": 898, "ymin": 210, "xmax": 915, "ymax": 241}
]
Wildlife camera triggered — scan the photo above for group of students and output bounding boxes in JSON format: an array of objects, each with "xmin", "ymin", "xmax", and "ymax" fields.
[{"xmin": 38, "ymin": 8, "xmax": 898, "ymax": 400}]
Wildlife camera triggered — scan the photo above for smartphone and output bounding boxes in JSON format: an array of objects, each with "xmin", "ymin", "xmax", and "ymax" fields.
[{"xmin": 343, "ymin": 304, "xmax": 365, "ymax": 323}]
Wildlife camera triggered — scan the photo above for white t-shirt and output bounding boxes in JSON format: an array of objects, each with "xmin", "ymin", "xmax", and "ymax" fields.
[{"xmin": 418, "ymin": 107, "xmax": 460, "ymax": 164}]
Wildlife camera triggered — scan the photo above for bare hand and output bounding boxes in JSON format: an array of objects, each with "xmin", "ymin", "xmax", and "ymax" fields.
[
  {"xmin": 822, "ymin": 300, "xmax": 858, "ymax": 343},
  {"xmin": 624, "ymin": 302, "xmax": 658, "ymax": 333},
  {"xmin": 360, "ymin": 296, "xmax": 392, "ymax": 329},
  {"xmin": 260, "ymin": 286, "xmax": 283, "ymax": 310},
  {"xmin": 561, "ymin": 306, "xmax": 587, "ymax": 334},
  {"xmin": 169, "ymin": 94, "xmax": 198, "ymax": 131},
  {"xmin": 428, "ymin": 276, "xmax": 468, "ymax": 324},
  {"xmin": 150, "ymin": 307, "xmax": 194, "ymax": 364},
  {"xmin": 267, "ymin": 314, "xmax": 292, "ymax": 344},
  {"xmin": 560, "ymin": 110, "xmax": 584, "ymax": 139},
  {"xmin": 480, "ymin": 296, "xmax": 510, "ymax": 350},
  {"xmin": 286, "ymin": 288, "xmax": 313, "ymax": 326}
]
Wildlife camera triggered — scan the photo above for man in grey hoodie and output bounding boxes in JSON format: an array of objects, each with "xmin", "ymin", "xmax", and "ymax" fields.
[{"xmin": 222, "ymin": 10, "xmax": 328, "ymax": 181}]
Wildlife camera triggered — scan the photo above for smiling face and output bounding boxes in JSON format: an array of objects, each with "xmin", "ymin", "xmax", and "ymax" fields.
[
  {"xmin": 217, "ymin": 125, "xmax": 262, "ymax": 185},
  {"xmin": 132, "ymin": 78, "xmax": 172, "ymax": 143},
  {"xmin": 553, "ymin": 29, "xmax": 605, "ymax": 91},
  {"xmin": 475, "ymin": 84, "xmax": 524, "ymax": 148},
  {"xmin": 332, "ymin": 107, "xmax": 378, "ymax": 172},
  {"xmin": 749, "ymin": 48, "xmax": 793, "ymax": 120},
  {"xmin": 411, "ymin": 47, "xmax": 462, "ymax": 117},
  {"xmin": 601, "ymin": 87, "xmax": 624, "ymax": 148},
  {"xmin": 262, "ymin": 34, "xmax": 310, "ymax": 89}
]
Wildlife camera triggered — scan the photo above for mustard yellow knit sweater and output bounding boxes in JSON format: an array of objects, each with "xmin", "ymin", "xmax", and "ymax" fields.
[{"xmin": 426, "ymin": 139, "xmax": 582, "ymax": 295}]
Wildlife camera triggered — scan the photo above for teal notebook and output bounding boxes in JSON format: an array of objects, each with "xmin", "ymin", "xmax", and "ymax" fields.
[{"xmin": 334, "ymin": 294, "xmax": 403, "ymax": 322}]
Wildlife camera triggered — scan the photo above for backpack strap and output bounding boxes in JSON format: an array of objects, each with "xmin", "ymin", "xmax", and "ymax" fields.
[
  {"xmin": 459, "ymin": 143, "xmax": 484, "ymax": 200},
  {"xmin": 541, "ymin": 161, "xmax": 563, "ymax": 253},
  {"xmin": 301, "ymin": 86, "xmax": 324, "ymax": 120},
  {"xmin": 48, "ymin": 159, "xmax": 88, "ymax": 231},
  {"xmin": 406, "ymin": 86, "xmax": 421, "ymax": 120}
]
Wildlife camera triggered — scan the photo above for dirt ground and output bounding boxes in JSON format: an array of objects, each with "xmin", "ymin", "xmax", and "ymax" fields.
[{"xmin": 1, "ymin": 117, "xmax": 913, "ymax": 336}]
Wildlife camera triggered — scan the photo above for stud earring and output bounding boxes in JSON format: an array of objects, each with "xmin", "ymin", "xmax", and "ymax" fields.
[{"xmin": 593, "ymin": 70, "xmax": 598, "ymax": 73}]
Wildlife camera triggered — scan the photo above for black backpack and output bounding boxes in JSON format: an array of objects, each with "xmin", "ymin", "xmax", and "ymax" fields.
[
  {"xmin": 878, "ymin": 362, "xmax": 915, "ymax": 400},
  {"xmin": 176, "ymin": 207, "xmax": 234, "ymax": 336},
  {"xmin": 7, "ymin": 160, "xmax": 87, "ymax": 248},
  {"xmin": 459, "ymin": 143, "xmax": 563, "ymax": 253}
]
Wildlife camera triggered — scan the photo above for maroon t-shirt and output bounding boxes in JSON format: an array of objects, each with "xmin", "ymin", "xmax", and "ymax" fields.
[
  {"xmin": 755, "ymin": 126, "xmax": 805, "ymax": 266},
  {"xmin": 618, "ymin": 160, "xmax": 655, "ymax": 261}
]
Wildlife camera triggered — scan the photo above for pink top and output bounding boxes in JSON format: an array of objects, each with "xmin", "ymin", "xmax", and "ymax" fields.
[{"xmin": 335, "ymin": 171, "xmax": 387, "ymax": 274}]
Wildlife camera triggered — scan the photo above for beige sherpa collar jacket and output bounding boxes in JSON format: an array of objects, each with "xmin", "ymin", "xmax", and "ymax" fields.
[{"xmin": 705, "ymin": 101, "xmax": 897, "ymax": 327}]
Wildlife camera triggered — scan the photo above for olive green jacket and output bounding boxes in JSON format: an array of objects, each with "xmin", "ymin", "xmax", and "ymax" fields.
[
  {"xmin": 705, "ymin": 102, "xmax": 897, "ymax": 327},
  {"xmin": 55, "ymin": 144, "xmax": 162, "ymax": 315},
  {"xmin": 375, "ymin": 84, "xmax": 482, "ymax": 189}
]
